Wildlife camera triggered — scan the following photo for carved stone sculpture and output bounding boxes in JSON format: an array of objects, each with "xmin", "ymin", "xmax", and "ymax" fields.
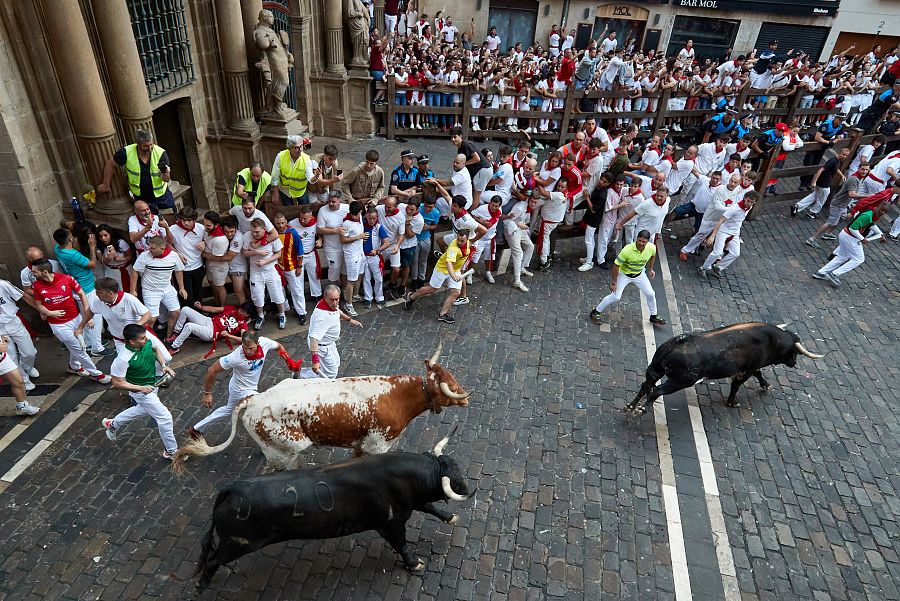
[
  {"xmin": 346, "ymin": 0, "xmax": 371, "ymax": 68},
  {"xmin": 253, "ymin": 9, "xmax": 295, "ymax": 117}
]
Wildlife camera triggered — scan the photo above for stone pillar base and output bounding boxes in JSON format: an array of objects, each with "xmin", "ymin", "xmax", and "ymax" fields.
[
  {"xmin": 347, "ymin": 67, "xmax": 375, "ymax": 136},
  {"xmin": 308, "ymin": 73, "xmax": 351, "ymax": 139}
]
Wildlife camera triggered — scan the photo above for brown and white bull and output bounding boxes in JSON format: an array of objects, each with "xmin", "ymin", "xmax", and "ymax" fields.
[{"xmin": 172, "ymin": 345, "xmax": 469, "ymax": 473}]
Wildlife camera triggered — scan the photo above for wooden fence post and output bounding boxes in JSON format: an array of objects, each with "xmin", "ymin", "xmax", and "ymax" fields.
[
  {"xmin": 461, "ymin": 85, "xmax": 471, "ymax": 137},
  {"xmin": 783, "ymin": 89, "xmax": 804, "ymax": 126},
  {"xmin": 558, "ymin": 84, "xmax": 578, "ymax": 147},
  {"xmin": 651, "ymin": 90, "xmax": 670, "ymax": 138},
  {"xmin": 748, "ymin": 141, "xmax": 781, "ymax": 220},
  {"xmin": 386, "ymin": 78, "xmax": 396, "ymax": 140}
]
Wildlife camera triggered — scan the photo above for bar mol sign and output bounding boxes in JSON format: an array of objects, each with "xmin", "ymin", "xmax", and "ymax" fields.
[{"xmin": 678, "ymin": 0, "xmax": 717, "ymax": 6}]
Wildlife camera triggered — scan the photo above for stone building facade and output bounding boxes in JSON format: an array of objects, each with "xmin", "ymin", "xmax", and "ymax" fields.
[{"xmin": 0, "ymin": 0, "xmax": 374, "ymax": 280}]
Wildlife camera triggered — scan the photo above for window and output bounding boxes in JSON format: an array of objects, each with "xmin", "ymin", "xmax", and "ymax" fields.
[
  {"xmin": 666, "ymin": 16, "xmax": 738, "ymax": 64},
  {"xmin": 127, "ymin": 0, "xmax": 196, "ymax": 100}
]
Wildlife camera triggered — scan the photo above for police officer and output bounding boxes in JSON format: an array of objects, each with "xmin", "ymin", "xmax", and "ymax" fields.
[
  {"xmin": 98, "ymin": 129, "xmax": 174, "ymax": 213},
  {"xmin": 699, "ymin": 108, "xmax": 739, "ymax": 144},
  {"xmin": 389, "ymin": 149, "xmax": 420, "ymax": 202},
  {"xmin": 800, "ymin": 114, "xmax": 846, "ymax": 190}
]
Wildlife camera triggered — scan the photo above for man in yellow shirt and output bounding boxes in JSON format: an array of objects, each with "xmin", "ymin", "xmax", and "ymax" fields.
[
  {"xmin": 403, "ymin": 228, "xmax": 472, "ymax": 324},
  {"xmin": 590, "ymin": 229, "xmax": 667, "ymax": 326}
]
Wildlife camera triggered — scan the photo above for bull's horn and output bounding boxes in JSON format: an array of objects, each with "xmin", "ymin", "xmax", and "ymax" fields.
[
  {"xmin": 440, "ymin": 381, "xmax": 468, "ymax": 400},
  {"xmin": 442, "ymin": 476, "xmax": 468, "ymax": 501},
  {"xmin": 795, "ymin": 342, "xmax": 825, "ymax": 359},
  {"xmin": 776, "ymin": 323, "xmax": 787, "ymax": 330},
  {"xmin": 433, "ymin": 424, "xmax": 460, "ymax": 456},
  {"xmin": 429, "ymin": 342, "xmax": 443, "ymax": 366}
]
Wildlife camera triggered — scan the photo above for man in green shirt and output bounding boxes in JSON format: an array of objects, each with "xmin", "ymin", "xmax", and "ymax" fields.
[
  {"xmin": 101, "ymin": 323, "xmax": 178, "ymax": 459},
  {"xmin": 812, "ymin": 201, "xmax": 889, "ymax": 287},
  {"xmin": 590, "ymin": 229, "xmax": 667, "ymax": 326}
]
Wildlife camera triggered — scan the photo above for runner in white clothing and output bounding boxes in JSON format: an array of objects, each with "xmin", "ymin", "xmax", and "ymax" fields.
[
  {"xmin": 0, "ymin": 279, "xmax": 40, "ymax": 414},
  {"xmin": 300, "ymin": 285, "xmax": 361, "ymax": 380},
  {"xmin": 317, "ymin": 195, "xmax": 350, "ymax": 283},
  {"xmin": 243, "ymin": 218, "xmax": 286, "ymax": 330},
  {"xmin": 190, "ymin": 330, "xmax": 286, "ymax": 440},
  {"xmin": 132, "ymin": 236, "xmax": 186, "ymax": 339},
  {"xmin": 699, "ymin": 192, "xmax": 759, "ymax": 278}
]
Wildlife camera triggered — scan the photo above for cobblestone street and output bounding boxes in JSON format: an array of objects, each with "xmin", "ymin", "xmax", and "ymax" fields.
[{"xmin": 1, "ymin": 137, "xmax": 898, "ymax": 601}]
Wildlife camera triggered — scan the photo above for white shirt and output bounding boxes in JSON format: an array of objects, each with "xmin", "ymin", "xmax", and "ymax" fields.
[
  {"xmin": 204, "ymin": 231, "xmax": 230, "ymax": 261},
  {"xmin": 872, "ymin": 156, "xmax": 900, "ymax": 182},
  {"xmin": 718, "ymin": 205, "xmax": 750, "ymax": 236},
  {"xmin": 485, "ymin": 35, "xmax": 501, "ymax": 51},
  {"xmin": 342, "ymin": 218, "xmax": 366, "ymax": 260},
  {"xmin": 127, "ymin": 215, "xmax": 167, "ymax": 253},
  {"xmin": 600, "ymin": 37, "xmax": 617, "ymax": 54},
  {"xmin": 561, "ymin": 34, "xmax": 574, "ymax": 51},
  {"xmin": 541, "ymin": 191, "xmax": 567, "ymax": 222},
  {"xmin": 703, "ymin": 185, "xmax": 740, "ymax": 226},
  {"xmin": 442, "ymin": 25, "xmax": 458, "ymax": 43},
  {"xmin": 133, "ymin": 250, "xmax": 185, "ymax": 291},
  {"xmin": 724, "ymin": 143, "xmax": 751, "ymax": 162},
  {"xmin": 601, "ymin": 56, "xmax": 624, "ymax": 84},
  {"xmin": 450, "ymin": 169, "xmax": 473, "ymax": 208},
  {"xmin": 635, "ymin": 198, "xmax": 670, "ymax": 236},
  {"xmin": 549, "ymin": 33, "xmax": 560, "ymax": 50},
  {"xmin": 666, "ymin": 158, "xmax": 696, "ymax": 193},
  {"xmin": 642, "ymin": 146, "xmax": 663, "ymax": 170},
  {"xmin": 226, "ymin": 231, "xmax": 248, "ymax": 272},
  {"xmin": 89, "ymin": 292, "xmax": 148, "ymax": 339},
  {"xmin": 111, "ymin": 334, "xmax": 167, "ymax": 381},
  {"xmin": 243, "ymin": 235, "xmax": 283, "ymax": 275},
  {"xmin": 689, "ymin": 175, "xmax": 722, "ymax": 214},
  {"xmin": 228, "ymin": 206, "xmax": 274, "ymax": 234},
  {"xmin": 471, "ymin": 204, "xmax": 500, "ymax": 239},
  {"xmin": 220, "ymin": 336, "xmax": 279, "ymax": 395},
  {"xmin": 539, "ymin": 163, "xmax": 561, "ymax": 192},
  {"xmin": 289, "ymin": 218, "xmax": 319, "ymax": 257},
  {"xmin": 376, "ymin": 204, "xmax": 407, "ymax": 244},
  {"xmin": 317, "ymin": 203, "xmax": 350, "ymax": 253},
  {"xmin": 492, "ymin": 163, "xmax": 514, "ymax": 203},
  {"xmin": 0, "ymin": 280, "xmax": 24, "ymax": 325},
  {"xmin": 601, "ymin": 136, "xmax": 620, "ymax": 166},
  {"xmin": 849, "ymin": 144, "xmax": 877, "ymax": 173},
  {"xmin": 696, "ymin": 143, "xmax": 726, "ymax": 175},
  {"xmin": 504, "ymin": 201, "xmax": 531, "ymax": 237},
  {"xmin": 399, "ymin": 213, "xmax": 424, "ymax": 250},
  {"xmin": 20, "ymin": 259, "xmax": 62, "ymax": 289},
  {"xmin": 308, "ymin": 304, "xmax": 341, "ymax": 346},
  {"xmin": 169, "ymin": 222, "xmax": 205, "ymax": 271}
]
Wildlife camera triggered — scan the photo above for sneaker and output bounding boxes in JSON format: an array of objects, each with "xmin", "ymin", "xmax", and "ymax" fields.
[
  {"xmin": 253, "ymin": 316, "xmax": 265, "ymax": 330},
  {"xmin": 538, "ymin": 261, "xmax": 551, "ymax": 273},
  {"xmin": 165, "ymin": 334, "xmax": 178, "ymax": 344},
  {"xmin": 589, "ymin": 309, "xmax": 603, "ymax": 325},
  {"xmin": 578, "ymin": 262, "xmax": 593, "ymax": 272},
  {"xmin": 790, "ymin": 204, "xmax": 801, "ymax": 217},
  {"xmin": 352, "ymin": 294, "xmax": 363, "ymax": 302},
  {"xmin": 811, "ymin": 271, "xmax": 828, "ymax": 280},
  {"xmin": 821, "ymin": 232, "xmax": 837, "ymax": 241},
  {"xmin": 484, "ymin": 271, "xmax": 495, "ymax": 284},
  {"xmin": 806, "ymin": 212, "xmax": 819, "ymax": 219},
  {"xmin": 168, "ymin": 344, "xmax": 181, "ymax": 354},
  {"xmin": 711, "ymin": 265, "xmax": 722, "ymax": 279},
  {"xmin": 67, "ymin": 366, "xmax": 88, "ymax": 377},
  {"xmin": 344, "ymin": 303, "xmax": 358, "ymax": 317},
  {"xmin": 162, "ymin": 449, "xmax": 177, "ymax": 460},
  {"xmin": 91, "ymin": 347, "xmax": 116, "ymax": 357},
  {"xmin": 698, "ymin": 267, "xmax": 710, "ymax": 280},
  {"xmin": 15, "ymin": 402, "xmax": 39, "ymax": 416},
  {"xmin": 453, "ymin": 296, "xmax": 470, "ymax": 306},
  {"xmin": 825, "ymin": 273, "xmax": 841, "ymax": 287},
  {"xmin": 521, "ymin": 269, "xmax": 534, "ymax": 278},
  {"xmin": 649, "ymin": 315, "xmax": 667, "ymax": 326},
  {"xmin": 513, "ymin": 280, "xmax": 529, "ymax": 292},
  {"xmin": 278, "ymin": 314, "xmax": 287, "ymax": 329},
  {"xmin": 389, "ymin": 286, "xmax": 401, "ymax": 300},
  {"xmin": 298, "ymin": 313, "xmax": 307, "ymax": 326},
  {"xmin": 437, "ymin": 313, "xmax": 456, "ymax": 324},
  {"xmin": 678, "ymin": 252, "xmax": 688, "ymax": 261},
  {"xmin": 403, "ymin": 292, "xmax": 414, "ymax": 311},
  {"xmin": 805, "ymin": 238, "xmax": 821, "ymax": 249},
  {"xmin": 28, "ymin": 367, "xmax": 40, "ymax": 378},
  {"xmin": 102, "ymin": 418, "xmax": 117, "ymax": 441},
  {"xmin": 188, "ymin": 428, "xmax": 204, "ymax": 441},
  {"xmin": 363, "ymin": 300, "xmax": 373, "ymax": 309},
  {"xmin": 599, "ymin": 262, "xmax": 610, "ymax": 270},
  {"xmin": 91, "ymin": 373, "xmax": 112, "ymax": 385}
]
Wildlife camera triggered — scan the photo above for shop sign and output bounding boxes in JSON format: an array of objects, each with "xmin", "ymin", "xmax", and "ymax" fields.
[{"xmin": 669, "ymin": 0, "xmax": 838, "ymax": 16}]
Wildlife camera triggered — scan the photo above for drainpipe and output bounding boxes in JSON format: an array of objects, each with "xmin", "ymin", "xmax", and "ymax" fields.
[{"xmin": 561, "ymin": 0, "xmax": 571, "ymax": 28}]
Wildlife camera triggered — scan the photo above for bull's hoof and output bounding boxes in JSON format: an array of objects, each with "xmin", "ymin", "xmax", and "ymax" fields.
[
  {"xmin": 622, "ymin": 404, "xmax": 635, "ymax": 415},
  {"xmin": 447, "ymin": 514, "xmax": 459, "ymax": 525},
  {"xmin": 760, "ymin": 384, "xmax": 772, "ymax": 391},
  {"xmin": 635, "ymin": 405, "xmax": 648, "ymax": 416},
  {"xmin": 725, "ymin": 400, "xmax": 741, "ymax": 408},
  {"xmin": 409, "ymin": 559, "xmax": 426, "ymax": 572}
]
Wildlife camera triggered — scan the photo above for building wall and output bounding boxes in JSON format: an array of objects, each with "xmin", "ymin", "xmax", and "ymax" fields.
[{"xmin": 821, "ymin": 0, "xmax": 900, "ymax": 58}]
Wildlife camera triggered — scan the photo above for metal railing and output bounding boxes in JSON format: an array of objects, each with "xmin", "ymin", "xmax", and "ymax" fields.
[{"xmin": 127, "ymin": 0, "xmax": 196, "ymax": 99}]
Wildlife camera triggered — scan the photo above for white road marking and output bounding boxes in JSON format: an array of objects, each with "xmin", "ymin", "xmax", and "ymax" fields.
[
  {"xmin": 495, "ymin": 248, "xmax": 511, "ymax": 276},
  {"xmin": 0, "ymin": 378, "xmax": 80, "ymax": 455},
  {"xmin": 657, "ymin": 243, "xmax": 740, "ymax": 601},
  {"xmin": 0, "ymin": 390, "xmax": 105, "ymax": 492}
]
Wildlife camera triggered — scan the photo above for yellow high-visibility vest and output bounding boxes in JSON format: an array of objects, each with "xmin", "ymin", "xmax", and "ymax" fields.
[
  {"xmin": 231, "ymin": 167, "xmax": 272, "ymax": 206},
  {"xmin": 124, "ymin": 144, "xmax": 168, "ymax": 198},
  {"xmin": 276, "ymin": 150, "xmax": 309, "ymax": 198}
]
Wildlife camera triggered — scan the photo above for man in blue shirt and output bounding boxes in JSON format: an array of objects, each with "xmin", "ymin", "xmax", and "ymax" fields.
[
  {"xmin": 699, "ymin": 108, "xmax": 738, "ymax": 144},
  {"xmin": 53, "ymin": 228, "xmax": 111, "ymax": 356},
  {"xmin": 800, "ymin": 114, "xmax": 846, "ymax": 189},
  {"xmin": 414, "ymin": 154, "xmax": 435, "ymax": 186},
  {"xmin": 857, "ymin": 83, "xmax": 900, "ymax": 133},
  {"xmin": 414, "ymin": 197, "xmax": 441, "ymax": 290},
  {"xmin": 389, "ymin": 149, "xmax": 420, "ymax": 202}
]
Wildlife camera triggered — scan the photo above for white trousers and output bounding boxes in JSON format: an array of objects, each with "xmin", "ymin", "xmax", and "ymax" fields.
[
  {"xmin": 172, "ymin": 307, "xmax": 214, "ymax": 347},
  {"xmin": 539, "ymin": 220, "xmax": 560, "ymax": 262},
  {"xmin": 0, "ymin": 317, "xmax": 37, "ymax": 385},
  {"xmin": 113, "ymin": 388, "xmax": 177, "ymax": 453},
  {"xmin": 891, "ymin": 215, "xmax": 900, "ymax": 238},
  {"xmin": 300, "ymin": 343, "xmax": 340, "ymax": 379},
  {"xmin": 682, "ymin": 220, "xmax": 717, "ymax": 254},
  {"xmin": 249, "ymin": 269, "xmax": 285, "ymax": 307},
  {"xmin": 795, "ymin": 186, "xmax": 831, "ymax": 214},
  {"xmin": 194, "ymin": 388, "xmax": 253, "ymax": 433},
  {"xmin": 820, "ymin": 229, "xmax": 865, "ymax": 276},
  {"xmin": 508, "ymin": 229, "xmax": 535, "ymax": 282},
  {"xmin": 702, "ymin": 233, "xmax": 741, "ymax": 271},
  {"xmin": 283, "ymin": 270, "xmax": 307, "ymax": 315},
  {"xmin": 585, "ymin": 219, "xmax": 616, "ymax": 264},
  {"xmin": 302, "ymin": 254, "xmax": 322, "ymax": 298},
  {"xmin": 595, "ymin": 270, "xmax": 658, "ymax": 315},
  {"xmin": 50, "ymin": 315, "xmax": 100, "ymax": 375},
  {"xmin": 78, "ymin": 291, "xmax": 105, "ymax": 352},
  {"xmin": 363, "ymin": 255, "xmax": 384, "ymax": 301}
]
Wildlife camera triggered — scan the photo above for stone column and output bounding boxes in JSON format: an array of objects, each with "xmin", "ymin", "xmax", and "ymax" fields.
[
  {"xmin": 374, "ymin": 0, "xmax": 385, "ymax": 34},
  {"xmin": 240, "ymin": 0, "xmax": 264, "ymax": 113},
  {"xmin": 91, "ymin": 0, "xmax": 154, "ymax": 142},
  {"xmin": 324, "ymin": 0, "xmax": 346, "ymax": 75},
  {"xmin": 216, "ymin": 0, "xmax": 258, "ymax": 132},
  {"xmin": 40, "ymin": 0, "xmax": 127, "ymax": 214}
]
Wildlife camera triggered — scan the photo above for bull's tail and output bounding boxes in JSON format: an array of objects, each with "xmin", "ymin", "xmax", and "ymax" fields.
[{"xmin": 171, "ymin": 397, "xmax": 253, "ymax": 476}]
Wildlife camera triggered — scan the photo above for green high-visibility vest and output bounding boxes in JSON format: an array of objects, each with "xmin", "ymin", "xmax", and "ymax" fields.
[
  {"xmin": 231, "ymin": 167, "xmax": 272, "ymax": 206},
  {"xmin": 124, "ymin": 144, "xmax": 168, "ymax": 198}
]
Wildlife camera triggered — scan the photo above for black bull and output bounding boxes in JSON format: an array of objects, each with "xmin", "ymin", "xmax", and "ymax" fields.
[
  {"xmin": 624, "ymin": 322, "xmax": 824, "ymax": 415},
  {"xmin": 195, "ymin": 450, "xmax": 472, "ymax": 589}
]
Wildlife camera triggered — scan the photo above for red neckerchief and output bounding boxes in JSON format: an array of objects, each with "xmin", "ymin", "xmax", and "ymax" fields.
[
  {"xmin": 454, "ymin": 209, "xmax": 468, "ymax": 219},
  {"xmin": 243, "ymin": 343, "xmax": 265, "ymax": 361},
  {"xmin": 175, "ymin": 220, "xmax": 198, "ymax": 235},
  {"xmin": 208, "ymin": 225, "xmax": 225, "ymax": 237},
  {"xmin": 458, "ymin": 240, "xmax": 472, "ymax": 258},
  {"xmin": 137, "ymin": 214, "xmax": 152, "ymax": 227},
  {"xmin": 316, "ymin": 299, "xmax": 337, "ymax": 312},
  {"xmin": 299, "ymin": 217, "xmax": 317, "ymax": 227},
  {"xmin": 385, "ymin": 206, "xmax": 400, "ymax": 216},
  {"xmin": 738, "ymin": 199, "xmax": 752, "ymax": 210},
  {"xmin": 654, "ymin": 196, "xmax": 668, "ymax": 207},
  {"xmin": 487, "ymin": 205, "xmax": 502, "ymax": 226},
  {"xmin": 278, "ymin": 347, "xmax": 303, "ymax": 372},
  {"xmin": 647, "ymin": 146, "xmax": 661, "ymax": 156},
  {"xmin": 664, "ymin": 155, "xmax": 676, "ymax": 165},
  {"xmin": 344, "ymin": 214, "xmax": 361, "ymax": 222},
  {"xmin": 157, "ymin": 247, "xmax": 173, "ymax": 258},
  {"xmin": 105, "ymin": 291, "xmax": 125, "ymax": 307}
]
